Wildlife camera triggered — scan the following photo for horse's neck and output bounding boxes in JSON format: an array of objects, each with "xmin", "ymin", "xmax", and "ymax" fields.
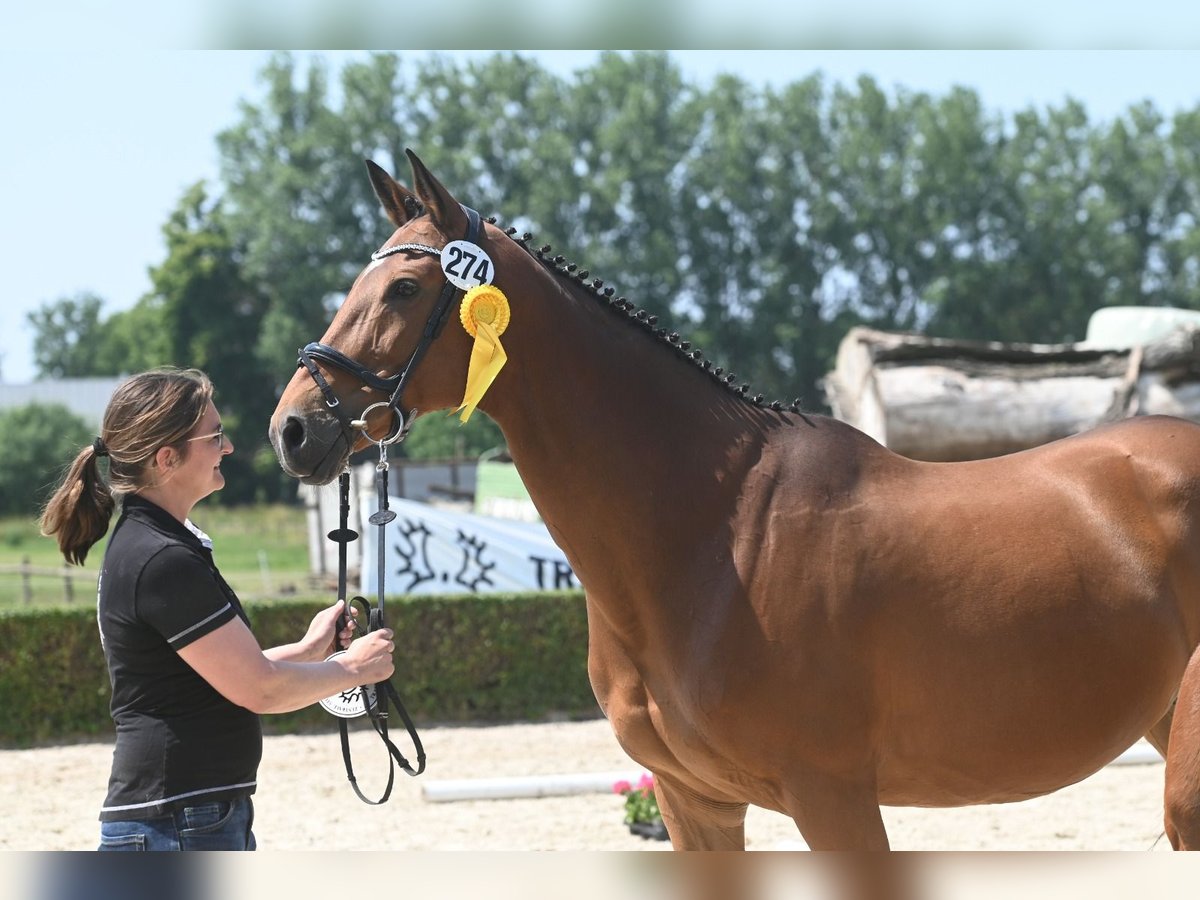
[{"xmin": 482, "ymin": 275, "xmax": 772, "ymax": 588}]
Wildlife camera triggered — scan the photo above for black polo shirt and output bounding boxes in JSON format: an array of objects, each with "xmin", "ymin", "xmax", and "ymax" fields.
[{"xmin": 96, "ymin": 495, "xmax": 262, "ymax": 821}]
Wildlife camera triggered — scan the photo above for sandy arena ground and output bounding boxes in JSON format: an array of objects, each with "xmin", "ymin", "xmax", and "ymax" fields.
[{"xmin": 0, "ymin": 718, "xmax": 1172, "ymax": 851}]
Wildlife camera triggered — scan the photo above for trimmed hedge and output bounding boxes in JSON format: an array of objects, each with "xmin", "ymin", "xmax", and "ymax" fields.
[{"xmin": 0, "ymin": 591, "xmax": 599, "ymax": 747}]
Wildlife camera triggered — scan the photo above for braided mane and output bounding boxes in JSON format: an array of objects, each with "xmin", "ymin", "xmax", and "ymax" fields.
[{"xmin": 486, "ymin": 216, "xmax": 806, "ymax": 416}]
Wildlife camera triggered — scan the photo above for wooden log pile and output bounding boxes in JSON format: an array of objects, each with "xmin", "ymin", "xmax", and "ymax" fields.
[{"xmin": 823, "ymin": 324, "xmax": 1200, "ymax": 462}]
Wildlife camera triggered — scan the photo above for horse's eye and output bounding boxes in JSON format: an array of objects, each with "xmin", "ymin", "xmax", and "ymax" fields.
[{"xmin": 387, "ymin": 279, "xmax": 419, "ymax": 301}]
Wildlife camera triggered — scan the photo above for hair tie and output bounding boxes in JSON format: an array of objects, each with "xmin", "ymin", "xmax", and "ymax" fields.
[{"xmin": 92, "ymin": 437, "xmax": 109, "ymax": 458}]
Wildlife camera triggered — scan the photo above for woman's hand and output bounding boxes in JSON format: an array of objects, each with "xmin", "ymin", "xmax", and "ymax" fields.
[
  {"xmin": 301, "ymin": 599, "xmax": 358, "ymax": 661},
  {"xmin": 340, "ymin": 627, "xmax": 396, "ymax": 685}
]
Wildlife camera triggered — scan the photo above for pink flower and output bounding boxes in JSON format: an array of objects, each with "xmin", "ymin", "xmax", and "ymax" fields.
[
  {"xmin": 612, "ymin": 779, "xmax": 632, "ymax": 795},
  {"xmin": 637, "ymin": 772, "xmax": 655, "ymax": 791}
]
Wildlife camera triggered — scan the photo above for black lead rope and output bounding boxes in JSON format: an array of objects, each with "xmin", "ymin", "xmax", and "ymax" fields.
[{"xmin": 330, "ymin": 454, "xmax": 426, "ymax": 805}]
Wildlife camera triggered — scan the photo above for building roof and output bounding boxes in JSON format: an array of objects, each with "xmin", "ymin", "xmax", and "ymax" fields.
[{"xmin": 0, "ymin": 377, "xmax": 125, "ymax": 427}]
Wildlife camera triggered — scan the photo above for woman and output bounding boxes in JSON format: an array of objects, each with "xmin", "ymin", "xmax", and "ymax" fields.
[{"xmin": 40, "ymin": 367, "xmax": 394, "ymax": 851}]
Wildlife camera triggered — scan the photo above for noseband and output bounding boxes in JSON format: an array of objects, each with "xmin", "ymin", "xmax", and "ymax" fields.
[{"xmin": 296, "ymin": 204, "xmax": 484, "ymax": 442}]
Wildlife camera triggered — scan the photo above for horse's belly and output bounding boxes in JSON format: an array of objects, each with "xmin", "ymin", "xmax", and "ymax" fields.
[
  {"xmin": 875, "ymin": 753, "xmax": 1118, "ymax": 807},
  {"xmin": 873, "ymin": 639, "xmax": 1180, "ymax": 806},
  {"xmin": 873, "ymin": 714, "xmax": 1163, "ymax": 807}
]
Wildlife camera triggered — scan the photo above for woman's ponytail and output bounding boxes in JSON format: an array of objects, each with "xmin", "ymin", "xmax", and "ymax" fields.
[{"xmin": 40, "ymin": 441, "xmax": 116, "ymax": 566}]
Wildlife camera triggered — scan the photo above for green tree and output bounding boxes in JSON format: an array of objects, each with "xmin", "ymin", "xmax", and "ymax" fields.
[
  {"xmin": 138, "ymin": 182, "xmax": 274, "ymax": 502},
  {"xmin": 27, "ymin": 291, "xmax": 173, "ymax": 380},
  {"xmin": 216, "ymin": 52, "xmax": 367, "ymax": 384},
  {"xmin": 27, "ymin": 293, "xmax": 110, "ymax": 379},
  {"xmin": 96, "ymin": 299, "xmax": 172, "ymax": 374},
  {"xmin": 1165, "ymin": 107, "xmax": 1200, "ymax": 306},
  {"xmin": 400, "ymin": 412, "xmax": 505, "ymax": 461},
  {"xmin": 929, "ymin": 100, "xmax": 1145, "ymax": 342},
  {"xmin": 1090, "ymin": 102, "xmax": 1200, "ymax": 312},
  {"xmin": 0, "ymin": 404, "xmax": 92, "ymax": 516},
  {"xmin": 674, "ymin": 72, "xmax": 836, "ymax": 407},
  {"xmin": 554, "ymin": 51, "xmax": 700, "ymax": 305}
]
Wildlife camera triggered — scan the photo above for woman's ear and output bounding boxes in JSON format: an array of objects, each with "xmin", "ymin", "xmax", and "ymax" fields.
[{"xmin": 154, "ymin": 445, "xmax": 177, "ymax": 471}]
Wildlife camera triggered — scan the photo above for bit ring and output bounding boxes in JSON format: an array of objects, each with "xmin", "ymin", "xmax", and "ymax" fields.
[{"xmin": 350, "ymin": 402, "xmax": 408, "ymax": 446}]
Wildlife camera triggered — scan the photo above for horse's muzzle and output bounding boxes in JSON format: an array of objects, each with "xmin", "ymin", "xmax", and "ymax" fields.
[{"xmin": 269, "ymin": 408, "xmax": 349, "ymax": 485}]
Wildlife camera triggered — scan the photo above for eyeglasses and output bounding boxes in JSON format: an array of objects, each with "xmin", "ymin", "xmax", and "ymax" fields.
[{"xmin": 186, "ymin": 426, "xmax": 226, "ymax": 451}]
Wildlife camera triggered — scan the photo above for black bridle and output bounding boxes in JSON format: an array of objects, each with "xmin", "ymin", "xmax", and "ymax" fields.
[
  {"xmin": 296, "ymin": 204, "xmax": 484, "ymax": 442},
  {"xmin": 299, "ymin": 204, "xmax": 483, "ymax": 803}
]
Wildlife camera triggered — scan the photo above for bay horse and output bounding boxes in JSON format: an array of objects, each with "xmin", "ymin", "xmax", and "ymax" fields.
[{"xmin": 270, "ymin": 150, "xmax": 1200, "ymax": 850}]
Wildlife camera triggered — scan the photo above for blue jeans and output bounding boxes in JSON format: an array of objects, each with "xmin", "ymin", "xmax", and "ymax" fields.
[{"xmin": 98, "ymin": 795, "xmax": 256, "ymax": 851}]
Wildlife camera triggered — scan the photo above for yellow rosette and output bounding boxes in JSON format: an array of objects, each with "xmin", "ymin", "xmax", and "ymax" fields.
[{"xmin": 455, "ymin": 284, "xmax": 511, "ymax": 423}]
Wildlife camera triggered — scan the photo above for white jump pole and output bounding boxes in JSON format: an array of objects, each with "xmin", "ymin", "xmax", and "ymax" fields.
[
  {"xmin": 422, "ymin": 742, "xmax": 1162, "ymax": 804},
  {"xmin": 1112, "ymin": 741, "xmax": 1161, "ymax": 766},
  {"xmin": 422, "ymin": 770, "xmax": 643, "ymax": 803}
]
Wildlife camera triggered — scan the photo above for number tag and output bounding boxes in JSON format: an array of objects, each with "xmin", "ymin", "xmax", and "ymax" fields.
[
  {"xmin": 441, "ymin": 240, "xmax": 495, "ymax": 290},
  {"xmin": 318, "ymin": 650, "xmax": 378, "ymax": 719}
]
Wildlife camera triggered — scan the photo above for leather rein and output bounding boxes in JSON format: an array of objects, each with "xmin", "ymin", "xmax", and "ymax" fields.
[{"xmin": 325, "ymin": 462, "xmax": 425, "ymax": 804}]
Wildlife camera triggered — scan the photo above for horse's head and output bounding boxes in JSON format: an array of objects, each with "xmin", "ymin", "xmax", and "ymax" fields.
[{"xmin": 270, "ymin": 151, "xmax": 499, "ymax": 484}]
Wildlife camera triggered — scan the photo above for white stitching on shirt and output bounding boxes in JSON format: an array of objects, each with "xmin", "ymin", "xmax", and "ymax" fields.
[
  {"xmin": 100, "ymin": 780, "xmax": 257, "ymax": 813},
  {"xmin": 167, "ymin": 602, "xmax": 232, "ymax": 645}
]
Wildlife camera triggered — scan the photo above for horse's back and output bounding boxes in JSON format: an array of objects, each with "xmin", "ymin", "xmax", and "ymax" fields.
[{"xmin": 1017, "ymin": 414, "xmax": 1200, "ymax": 472}]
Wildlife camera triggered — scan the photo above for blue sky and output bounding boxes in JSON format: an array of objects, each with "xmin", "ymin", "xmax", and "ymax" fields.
[{"xmin": 3, "ymin": 49, "xmax": 1199, "ymax": 383}]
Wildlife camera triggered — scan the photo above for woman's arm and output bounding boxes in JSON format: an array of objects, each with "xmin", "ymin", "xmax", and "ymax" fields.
[
  {"xmin": 263, "ymin": 599, "xmax": 358, "ymax": 663},
  {"xmin": 176, "ymin": 613, "xmax": 394, "ymax": 715}
]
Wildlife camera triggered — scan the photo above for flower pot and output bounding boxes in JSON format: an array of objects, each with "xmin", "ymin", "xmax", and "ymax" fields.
[{"xmin": 628, "ymin": 820, "xmax": 669, "ymax": 841}]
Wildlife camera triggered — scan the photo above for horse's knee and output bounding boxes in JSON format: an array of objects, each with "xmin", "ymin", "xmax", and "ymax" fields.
[
  {"xmin": 1164, "ymin": 744, "xmax": 1200, "ymax": 848},
  {"xmin": 1164, "ymin": 644, "xmax": 1200, "ymax": 849},
  {"xmin": 1165, "ymin": 797, "xmax": 1200, "ymax": 850},
  {"xmin": 653, "ymin": 776, "xmax": 748, "ymax": 850}
]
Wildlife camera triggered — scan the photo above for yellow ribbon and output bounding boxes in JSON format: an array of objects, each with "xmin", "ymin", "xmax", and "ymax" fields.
[{"xmin": 455, "ymin": 284, "xmax": 511, "ymax": 423}]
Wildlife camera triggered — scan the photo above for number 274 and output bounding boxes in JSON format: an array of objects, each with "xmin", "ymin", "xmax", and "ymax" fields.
[{"xmin": 445, "ymin": 246, "xmax": 491, "ymax": 284}]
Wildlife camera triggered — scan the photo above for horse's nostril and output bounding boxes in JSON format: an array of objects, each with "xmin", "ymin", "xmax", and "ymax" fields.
[{"xmin": 282, "ymin": 416, "xmax": 305, "ymax": 451}]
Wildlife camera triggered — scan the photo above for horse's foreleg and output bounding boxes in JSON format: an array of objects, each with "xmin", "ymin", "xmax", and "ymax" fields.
[
  {"xmin": 1165, "ymin": 645, "xmax": 1200, "ymax": 849},
  {"xmin": 653, "ymin": 774, "xmax": 749, "ymax": 850},
  {"xmin": 782, "ymin": 769, "xmax": 890, "ymax": 850}
]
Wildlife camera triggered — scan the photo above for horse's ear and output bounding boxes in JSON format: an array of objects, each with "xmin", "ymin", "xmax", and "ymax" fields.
[
  {"xmin": 406, "ymin": 149, "xmax": 469, "ymax": 237},
  {"xmin": 365, "ymin": 159, "xmax": 421, "ymax": 228}
]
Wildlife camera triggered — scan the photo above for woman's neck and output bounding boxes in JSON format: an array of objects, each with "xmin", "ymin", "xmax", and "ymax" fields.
[{"xmin": 133, "ymin": 485, "xmax": 195, "ymax": 524}]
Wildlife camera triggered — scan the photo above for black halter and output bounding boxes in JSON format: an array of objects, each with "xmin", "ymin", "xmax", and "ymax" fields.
[{"xmin": 297, "ymin": 204, "xmax": 484, "ymax": 440}]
